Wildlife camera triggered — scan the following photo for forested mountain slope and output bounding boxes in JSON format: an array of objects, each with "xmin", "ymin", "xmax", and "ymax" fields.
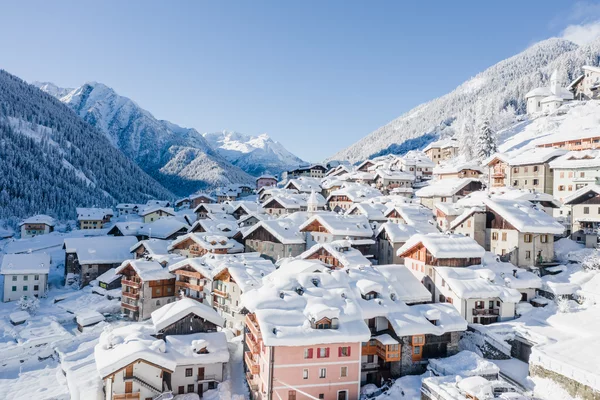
[
  {"xmin": 0, "ymin": 70, "xmax": 173, "ymax": 221},
  {"xmin": 329, "ymin": 38, "xmax": 600, "ymax": 163}
]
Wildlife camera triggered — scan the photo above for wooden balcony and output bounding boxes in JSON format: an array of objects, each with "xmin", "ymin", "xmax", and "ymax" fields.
[
  {"xmin": 245, "ymin": 333, "xmax": 260, "ymax": 354},
  {"xmin": 491, "ymin": 171, "xmax": 505, "ymax": 178},
  {"xmin": 121, "ymin": 302, "xmax": 139, "ymax": 312},
  {"xmin": 472, "ymin": 308, "xmax": 499, "ymax": 316},
  {"xmin": 213, "ymin": 288, "xmax": 228, "ymax": 298},
  {"xmin": 244, "ymin": 351, "xmax": 260, "ymax": 375},
  {"xmin": 175, "ymin": 281, "xmax": 204, "ymax": 292},
  {"xmin": 245, "ymin": 314, "xmax": 262, "ymax": 340},
  {"xmin": 174, "ymin": 269, "xmax": 204, "ymax": 279},
  {"xmin": 246, "ymin": 372, "xmax": 259, "ymax": 391},
  {"xmin": 113, "ymin": 393, "xmax": 140, "ymax": 400},
  {"xmin": 122, "ymin": 279, "xmax": 140, "ymax": 289},
  {"xmin": 122, "ymin": 291, "xmax": 139, "ymax": 300}
]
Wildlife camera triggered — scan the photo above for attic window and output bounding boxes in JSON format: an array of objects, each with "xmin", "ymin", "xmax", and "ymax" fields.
[
  {"xmin": 312, "ymin": 317, "xmax": 339, "ymax": 330},
  {"xmin": 311, "ymin": 278, "xmax": 320, "ymax": 287},
  {"xmin": 362, "ymin": 291, "xmax": 378, "ymax": 300}
]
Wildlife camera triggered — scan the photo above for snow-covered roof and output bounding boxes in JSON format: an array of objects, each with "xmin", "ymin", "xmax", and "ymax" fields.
[
  {"xmin": 398, "ymin": 233, "xmax": 485, "ymax": 259},
  {"xmin": 298, "ymin": 240, "xmax": 371, "ymax": 268},
  {"xmin": 95, "ymin": 267, "xmax": 122, "ymax": 284},
  {"xmin": 168, "ymin": 257, "xmax": 215, "ymax": 278},
  {"xmin": 189, "ymin": 192, "xmax": 216, "ymax": 201},
  {"xmin": 435, "ymin": 267, "xmax": 522, "ymax": 302},
  {"xmin": 95, "ymin": 325, "xmax": 176, "ymax": 378},
  {"xmin": 169, "ymin": 232, "xmax": 243, "ymax": 253},
  {"xmin": 423, "ymin": 137, "xmax": 460, "ymax": 152},
  {"xmin": 327, "ymin": 183, "xmax": 383, "ymax": 203},
  {"xmin": 483, "ymin": 197, "xmax": 565, "ymax": 234},
  {"xmin": 346, "ymin": 202, "xmax": 388, "ymax": 221},
  {"xmin": 76, "ymin": 310, "xmax": 105, "ymax": 327},
  {"xmin": 415, "ymin": 178, "xmax": 480, "ymax": 198},
  {"xmin": 376, "ymin": 222, "xmax": 417, "ymax": 243},
  {"xmin": 525, "ymin": 87, "xmax": 553, "ymax": 98},
  {"xmin": 19, "ymin": 214, "xmax": 55, "ymax": 226},
  {"xmin": 375, "ymin": 264, "xmax": 433, "ymax": 303},
  {"xmin": 193, "ymin": 203, "xmax": 234, "ymax": 214},
  {"xmin": 108, "ymin": 221, "xmax": 145, "ymax": 236},
  {"xmin": 130, "ymin": 238, "xmax": 171, "ymax": 255},
  {"xmin": 165, "ymin": 332, "xmax": 229, "ymax": 365},
  {"xmin": 299, "ymin": 213, "xmax": 373, "ymax": 237},
  {"xmin": 387, "ymin": 302, "xmax": 467, "ymax": 337},
  {"xmin": 433, "ymin": 161, "xmax": 484, "ymax": 175},
  {"xmin": 428, "ymin": 350, "xmax": 500, "ymax": 377},
  {"xmin": 152, "ymin": 298, "xmax": 224, "ymax": 331},
  {"xmin": 63, "ymin": 236, "xmax": 137, "ymax": 264},
  {"xmin": 400, "ymin": 150, "xmax": 436, "ymax": 168},
  {"xmin": 137, "ymin": 218, "xmax": 188, "ymax": 239},
  {"xmin": 384, "ymin": 204, "xmax": 437, "ymax": 232},
  {"xmin": 0, "ymin": 253, "xmax": 51, "ymax": 275},
  {"xmin": 207, "ymin": 253, "xmax": 276, "ymax": 293},
  {"xmin": 469, "ymin": 253, "xmax": 542, "ymax": 290},
  {"xmin": 76, "ymin": 207, "xmax": 112, "ymax": 221},
  {"xmin": 242, "ymin": 217, "xmax": 306, "ymax": 245},
  {"xmin": 284, "ymin": 177, "xmax": 322, "ymax": 193},
  {"xmin": 563, "ymin": 184, "xmax": 600, "ymax": 205},
  {"xmin": 373, "ymin": 168, "xmax": 415, "ymax": 181},
  {"xmin": 435, "ymin": 202, "xmax": 464, "ymax": 216},
  {"xmin": 115, "ymin": 259, "xmax": 174, "ymax": 281},
  {"xmin": 263, "ymin": 192, "xmax": 326, "ymax": 210},
  {"xmin": 549, "ymin": 149, "xmax": 600, "ymax": 169},
  {"xmin": 504, "ymin": 147, "xmax": 568, "ymax": 166},
  {"xmin": 189, "ymin": 219, "xmax": 239, "ymax": 238}
]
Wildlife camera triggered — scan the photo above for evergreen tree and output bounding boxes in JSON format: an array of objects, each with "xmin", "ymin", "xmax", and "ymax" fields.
[{"xmin": 476, "ymin": 119, "xmax": 497, "ymax": 160}]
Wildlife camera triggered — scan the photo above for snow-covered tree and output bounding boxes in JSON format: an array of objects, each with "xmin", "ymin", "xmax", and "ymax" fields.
[
  {"xmin": 16, "ymin": 296, "xmax": 40, "ymax": 315},
  {"xmin": 476, "ymin": 120, "xmax": 497, "ymax": 160}
]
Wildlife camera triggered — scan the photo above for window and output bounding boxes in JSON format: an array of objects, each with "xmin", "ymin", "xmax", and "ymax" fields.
[
  {"xmin": 11, "ymin": 286, "xmax": 16, "ymax": 292},
  {"xmin": 541, "ymin": 235, "xmax": 548, "ymax": 243},
  {"xmin": 533, "ymin": 166, "xmax": 539, "ymax": 172},
  {"xmin": 340, "ymin": 366, "xmax": 348, "ymax": 377},
  {"xmin": 319, "ymin": 368, "xmax": 326, "ymax": 378},
  {"xmin": 581, "ymin": 172, "xmax": 585, "ymax": 177},
  {"xmin": 584, "ymin": 207, "xmax": 590, "ymax": 215},
  {"xmin": 525, "ymin": 251, "xmax": 531, "ymax": 260},
  {"xmin": 501, "ymin": 232, "xmax": 507, "ymax": 241},
  {"xmin": 513, "ymin": 180, "xmax": 518, "ymax": 186},
  {"xmin": 319, "ymin": 395, "xmax": 325, "ymax": 400},
  {"xmin": 533, "ymin": 179, "xmax": 539, "ymax": 186},
  {"xmin": 23, "ymin": 286, "xmax": 28, "ymax": 291},
  {"xmin": 34, "ymin": 285, "xmax": 39, "ymax": 291},
  {"xmin": 288, "ymin": 391, "xmax": 297, "ymax": 400},
  {"xmin": 178, "ymin": 386, "xmax": 184, "ymax": 395},
  {"xmin": 558, "ymin": 185, "xmax": 565, "ymax": 191},
  {"xmin": 412, "ymin": 335, "xmax": 425, "ymax": 345},
  {"xmin": 489, "ymin": 300, "xmax": 494, "ymax": 309},
  {"xmin": 304, "ymin": 348, "xmax": 313, "ymax": 359},
  {"xmin": 560, "ymin": 172, "xmax": 565, "ymax": 178},
  {"xmin": 513, "ymin": 167, "xmax": 519, "ymax": 173},
  {"xmin": 11, "ymin": 276, "xmax": 16, "ymax": 281},
  {"xmin": 34, "ymin": 275, "xmax": 39, "ymax": 280},
  {"xmin": 492, "ymin": 232, "xmax": 498, "ymax": 240},
  {"xmin": 185, "ymin": 368, "xmax": 193, "ymax": 377},
  {"xmin": 187, "ymin": 384, "xmax": 194, "ymax": 393},
  {"xmin": 23, "ymin": 276, "xmax": 28, "ymax": 281},
  {"xmin": 414, "ymin": 347, "xmax": 420, "ymax": 354},
  {"xmin": 318, "ymin": 347, "xmax": 329, "ymax": 358},
  {"xmin": 473, "ymin": 317, "xmax": 479, "ymax": 324},
  {"xmin": 303, "ymin": 369, "xmax": 309, "ymax": 380},
  {"xmin": 524, "ymin": 234, "xmax": 532, "ymax": 243},
  {"xmin": 339, "ymin": 346, "xmax": 351, "ymax": 357}
]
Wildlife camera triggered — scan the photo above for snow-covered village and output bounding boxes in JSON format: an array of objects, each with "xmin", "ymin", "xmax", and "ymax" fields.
[{"xmin": 3, "ymin": 2, "xmax": 600, "ymax": 400}]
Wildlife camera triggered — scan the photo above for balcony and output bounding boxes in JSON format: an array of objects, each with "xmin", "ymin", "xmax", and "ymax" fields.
[
  {"xmin": 121, "ymin": 302, "xmax": 139, "ymax": 312},
  {"xmin": 361, "ymin": 362, "xmax": 379, "ymax": 371},
  {"xmin": 246, "ymin": 372, "xmax": 259, "ymax": 391},
  {"xmin": 246, "ymin": 314, "xmax": 262, "ymax": 340},
  {"xmin": 175, "ymin": 281, "xmax": 204, "ymax": 292},
  {"xmin": 244, "ymin": 351, "xmax": 260, "ymax": 375},
  {"xmin": 122, "ymin": 279, "xmax": 140, "ymax": 289},
  {"xmin": 122, "ymin": 291, "xmax": 139, "ymax": 300},
  {"xmin": 491, "ymin": 171, "xmax": 505, "ymax": 178},
  {"xmin": 213, "ymin": 288, "xmax": 228, "ymax": 298},
  {"xmin": 113, "ymin": 394, "xmax": 140, "ymax": 400},
  {"xmin": 472, "ymin": 308, "xmax": 499, "ymax": 316},
  {"xmin": 245, "ymin": 333, "xmax": 260, "ymax": 354},
  {"xmin": 174, "ymin": 269, "xmax": 204, "ymax": 279}
]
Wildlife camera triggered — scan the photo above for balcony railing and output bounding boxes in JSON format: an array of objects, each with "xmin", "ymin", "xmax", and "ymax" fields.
[
  {"xmin": 246, "ymin": 314, "xmax": 262, "ymax": 340},
  {"xmin": 246, "ymin": 334, "xmax": 260, "ymax": 354},
  {"xmin": 113, "ymin": 394, "xmax": 140, "ymax": 400},
  {"xmin": 175, "ymin": 281, "xmax": 204, "ymax": 292},
  {"xmin": 213, "ymin": 288, "xmax": 228, "ymax": 298},
  {"xmin": 122, "ymin": 291, "xmax": 139, "ymax": 300},
  {"xmin": 121, "ymin": 302, "xmax": 139, "ymax": 312},
  {"xmin": 246, "ymin": 372, "xmax": 259, "ymax": 391},
  {"xmin": 472, "ymin": 308, "xmax": 499, "ymax": 316},
  {"xmin": 244, "ymin": 351, "xmax": 260, "ymax": 375},
  {"xmin": 122, "ymin": 279, "xmax": 140, "ymax": 288}
]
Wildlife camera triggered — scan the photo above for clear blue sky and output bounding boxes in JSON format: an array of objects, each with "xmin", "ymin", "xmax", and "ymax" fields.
[{"xmin": 0, "ymin": 1, "xmax": 598, "ymax": 161}]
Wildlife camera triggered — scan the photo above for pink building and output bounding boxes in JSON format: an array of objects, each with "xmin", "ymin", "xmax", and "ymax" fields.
[{"xmin": 256, "ymin": 175, "xmax": 278, "ymax": 191}]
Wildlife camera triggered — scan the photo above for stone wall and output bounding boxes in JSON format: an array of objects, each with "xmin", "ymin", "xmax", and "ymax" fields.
[{"xmin": 530, "ymin": 364, "xmax": 600, "ymax": 400}]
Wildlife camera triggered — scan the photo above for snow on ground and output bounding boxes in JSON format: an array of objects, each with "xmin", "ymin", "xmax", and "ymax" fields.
[
  {"xmin": 531, "ymin": 377, "xmax": 585, "ymax": 400},
  {"xmin": 372, "ymin": 373, "xmax": 424, "ymax": 399},
  {"xmin": 490, "ymin": 358, "xmax": 531, "ymax": 389}
]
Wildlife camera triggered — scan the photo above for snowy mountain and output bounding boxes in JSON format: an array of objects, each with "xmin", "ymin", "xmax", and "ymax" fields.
[
  {"xmin": 329, "ymin": 37, "xmax": 600, "ymax": 164},
  {"xmin": 33, "ymin": 82, "xmax": 254, "ymax": 195},
  {"xmin": 0, "ymin": 70, "xmax": 173, "ymax": 221},
  {"xmin": 202, "ymin": 131, "xmax": 305, "ymax": 176}
]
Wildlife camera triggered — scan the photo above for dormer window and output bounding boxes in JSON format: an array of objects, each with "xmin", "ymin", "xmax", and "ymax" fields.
[
  {"xmin": 312, "ymin": 317, "xmax": 339, "ymax": 330},
  {"xmin": 362, "ymin": 291, "xmax": 378, "ymax": 300}
]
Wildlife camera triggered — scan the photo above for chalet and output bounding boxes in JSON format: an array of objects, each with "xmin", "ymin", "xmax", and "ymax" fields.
[
  {"xmin": 298, "ymin": 240, "xmax": 371, "ymax": 269},
  {"xmin": 76, "ymin": 207, "xmax": 113, "ymax": 230},
  {"xmin": 344, "ymin": 171, "xmax": 377, "ymax": 186},
  {"xmin": 151, "ymin": 298, "xmax": 223, "ymax": 338},
  {"xmin": 320, "ymin": 177, "xmax": 345, "ymax": 198},
  {"xmin": 1, "ymin": 253, "xmax": 50, "ymax": 302},
  {"xmin": 396, "ymin": 150, "xmax": 435, "ymax": 180},
  {"xmin": 325, "ymin": 164, "xmax": 351, "ymax": 178},
  {"xmin": 345, "ymin": 202, "xmax": 388, "ymax": 230},
  {"xmin": 486, "ymin": 154, "xmax": 510, "ymax": 188},
  {"xmin": 326, "ymin": 184, "xmax": 382, "ymax": 212},
  {"xmin": 563, "ymin": 185, "xmax": 600, "ymax": 247},
  {"xmin": 283, "ymin": 177, "xmax": 322, "ymax": 193},
  {"xmin": 107, "ymin": 222, "xmax": 145, "ymax": 239},
  {"xmin": 189, "ymin": 193, "xmax": 216, "ymax": 208},
  {"xmin": 415, "ymin": 178, "xmax": 483, "ymax": 210},
  {"xmin": 115, "ymin": 203, "xmax": 140, "ymax": 216},
  {"xmin": 397, "ymin": 233, "xmax": 485, "ymax": 296},
  {"xmin": 373, "ymin": 169, "xmax": 415, "ymax": 194},
  {"xmin": 174, "ymin": 197, "xmax": 191, "ymax": 210},
  {"xmin": 236, "ymin": 212, "xmax": 265, "ymax": 228},
  {"xmin": 433, "ymin": 162, "xmax": 483, "ymax": 180},
  {"xmin": 448, "ymin": 206, "xmax": 488, "ymax": 248},
  {"xmin": 434, "ymin": 202, "xmax": 465, "ymax": 231},
  {"xmin": 242, "ymin": 218, "xmax": 306, "ymax": 261},
  {"xmin": 193, "ymin": 203, "xmax": 233, "ymax": 220},
  {"xmin": 63, "ymin": 236, "xmax": 138, "ymax": 288},
  {"xmin": 169, "ymin": 233, "xmax": 243, "ymax": 258},
  {"xmin": 549, "ymin": 150, "xmax": 600, "ymax": 202},
  {"xmin": 383, "ymin": 204, "xmax": 437, "ymax": 233},
  {"xmin": 139, "ymin": 206, "xmax": 175, "ymax": 223},
  {"xmin": 423, "ymin": 138, "xmax": 460, "ymax": 165},
  {"xmin": 130, "ymin": 239, "xmax": 171, "ymax": 259},
  {"xmin": 375, "ymin": 222, "xmax": 417, "ymax": 265},
  {"xmin": 136, "ymin": 218, "xmax": 189, "ymax": 241},
  {"xmin": 482, "ymin": 197, "xmax": 565, "ymax": 268},
  {"xmin": 256, "ymin": 174, "xmax": 277, "ymax": 190},
  {"xmin": 168, "ymin": 258, "xmax": 214, "ymax": 303},
  {"xmin": 283, "ymin": 163, "xmax": 327, "ymax": 180},
  {"xmin": 230, "ymin": 201, "xmax": 263, "ymax": 220},
  {"xmin": 116, "ymin": 259, "xmax": 176, "ymax": 321},
  {"xmin": 189, "ymin": 219, "xmax": 238, "ymax": 238},
  {"xmin": 146, "ymin": 200, "xmax": 171, "ymax": 208},
  {"xmin": 357, "ymin": 159, "xmax": 376, "ymax": 172},
  {"xmin": 299, "ymin": 213, "xmax": 375, "ymax": 255},
  {"xmin": 570, "ymin": 65, "xmax": 600, "ymax": 100},
  {"xmin": 19, "ymin": 215, "xmax": 55, "ymax": 238}
]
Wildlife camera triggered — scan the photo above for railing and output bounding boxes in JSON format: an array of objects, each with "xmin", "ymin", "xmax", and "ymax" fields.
[
  {"xmin": 213, "ymin": 288, "xmax": 228, "ymax": 298},
  {"xmin": 214, "ymin": 302, "xmax": 230, "ymax": 313},
  {"xmin": 174, "ymin": 270, "xmax": 203, "ymax": 279},
  {"xmin": 153, "ymin": 391, "xmax": 173, "ymax": 400},
  {"xmin": 131, "ymin": 375, "xmax": 162, "ymax": 394},
  {"xmin": 361, "ymin": 362, "xmax": 379, "ymax": 370},
  {"xmin": 472, "ymin": 308, "xmax": 499, "ymax": 316},
  {"xmin": 244, "ymin": 351, "xmax": 260, "ymax": 374},
  {"xmin": 196, "ymin": 374, "xmax": 218, "ymax": 382},
  {"xmin": 246, "ymin": 372, "xmax": 258, "ymax": 391},
  {"xmin": 113, "ymin": 394, "xmax": 140, "ymax": 400},
  {"xmin": 246, "ymin": 314, "xmax": 262, "ymax": 340},
  {"xmin": 246, "ymin": 334, "xmax": 260, "ymax": 354},
  {"xmin": 122, "ymin": 279, "xmax": 140, "ymax": 288},
  {"xmin": 175, "ymin": 281, "xmax": 204, "ymax": 292},
  {"xmin": 122, "ymin": 291, "xmax": 139, "ymax": 300},
  {"xmin": 121, "ymin": 302, "xmax": 139, "ymax": 312}
]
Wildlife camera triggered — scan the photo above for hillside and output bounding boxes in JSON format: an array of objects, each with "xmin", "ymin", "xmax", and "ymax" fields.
[
  {"xmin": 202, "ymin": 131, "xmax": 305, "ymax": 176},
  {"xmin": 0, "ymin": 70, "xmax": 173, "ymax": 221},
  {"xmin": 33, "ymin": 82, "xmax": 255, "ymax": 195},
  {"xmin": 329, "ymin": 37, "xmax": 600, "ymax": 163}
]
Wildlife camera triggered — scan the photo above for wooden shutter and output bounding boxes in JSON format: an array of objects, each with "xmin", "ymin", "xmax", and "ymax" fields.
[
  {"xmin": 325, "ymin": 347, "xmax": 330, "ymax": 358},
  {"xmin": 338, "ymin": 347, "xmax": 342, "ymax": 357},
  {"xmin": 125, "ymin": 382, "xmax": 133, "ymax": 393},
  {"xmin": 307, "ymin": 348, "xmax": 313, "ymax": 358},
  {"xmin": 347, "ymin": 346, "xmax": 351, "ymax": 357}
]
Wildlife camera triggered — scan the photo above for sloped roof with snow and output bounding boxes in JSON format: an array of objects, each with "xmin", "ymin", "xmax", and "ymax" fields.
[
  {"xmin": 415, "ymin": 178, "xmax": 480, "ymax": 198},
  {"xmin": 165, "ymin": 332, "xmax": 229, "ymax": 365},
  {"xmin": 563, "ymin": 184, "xmax": 600, "ymax": 205},
  {"xmin": 423, "ymin": 137, "xmax": 460, "ymax": 152},
  {"xmin": 95, "ymin": 267, "xmax": 122, "ymax": 284},
  {"xmin": 130, "ymin": 238, "xmax": 171, "ymax": 255},
  {"xmin": 483, "ymin": 198, "xmax": 565, "ymax": 234},
  {"xmin": 204, "ymin": 252, "xmax": 276, "ymax": 293},
  {"xmin": 374, "ymin": 264, "xmax": 432, "ymax": 303},
  {"xmin": 327, "ymin": 183, "xmax": 383, "ymax": 202},
  {"xmin": 376, "ymin": 222, "xmax": 417, "ymax": 243},
  {"xmin": 116, "ymin": 259, "xmax": 174, "ymax": 281},
  {"xmin": 549, "ymin": 150, "xmax": 600, "ymax": 169},
  {"xmin": 63, "ymin": 236, "xmax": 137, "ymax": 264},
  {"xmin": 433, "ymin": 161, "xmax": 484, "ymax": 175},
  {"xmin": 0, "ymin": 253, "xmax": 51, "ymax": 275},
  {"xmin": 435, "ymin": 267, "xmax": 522, "ymax": 302},
  {"xmin": 137, "ymin": 218, "xmax": 188, "ymax": 239},
  {"xmin": 505, "ymin": 147, "xmax": 568, "ymax": 166},
  {"xmin": 397, "ymin": 233, "xmax": 485, "ymax": 259},
  {"xmin": 284, "ymin": 177, "xmax": 322, "ymax": 192},
  {"xmin": 19, "ymin": 214, "xmax": 56, "ymax": 226},
  {"xmin": 242, "ymin": 217, "xmax": 307, "ymax": 245},
  {"xmin": 109, "ymin": 222, "xmax": 145, "ymax": 236},
  {"xmin": 298, "ymin": 240, "xmax": 371, "ymax": 268},
  {"xmin": 169, "ymin": 233, "xmax": 243, "ymax": 252},
  {"xmin": 168, "ymin": 257, "xmax": 215, "ymax": 278},
  {"xmin": 76, "ymin": 207, "xmax": 112, "ymax": 221},
  {"xmin": 193, "ymin": 203, "xmax": 234, "ymax": 214},
  {"xmin": 384, "ymin": 204, "xmax": 437, "ymax": 232},
  {"xmin": 299, "ymin": 213, "xmax": 373, "ymax": 237},
  {"xmin": 373, "ymin": 168, "xmax": 416, "ymax": 181},
  {"xmin": 189, "ymin": 219, "xmax": 239, "ymax": 237},
  {"xmin": 151, "ymin": 298, "xmax": 224, "ymax": 331},
  {"xmin": 346, "ymin": 202, "xmax": 388, "ymax": 221}
]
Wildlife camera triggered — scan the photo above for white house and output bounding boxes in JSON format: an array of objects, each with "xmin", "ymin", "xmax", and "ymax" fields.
[
  {"xmin": 525, "ymin": 69, "xmax": 574, "ymax": 115},
  {"xmin": 19, "ymin": 215, "xmax": 55, "ymax": 238},
  {"xmin": 1, "ymin": 253, "xmax": 51, "ymax": 302}
]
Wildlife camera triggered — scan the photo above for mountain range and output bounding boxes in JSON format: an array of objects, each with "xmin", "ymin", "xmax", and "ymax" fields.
[
  {"xmin": 0, "ymin": 70, "xmax": 173, "ymax": 221},
  {"xmin": 329, "ymin": 37, "xmax": 600, "ymax": 163},
  {"xmin": 33, "ymin": 82, "xmax": 305, "ymax": 194}
]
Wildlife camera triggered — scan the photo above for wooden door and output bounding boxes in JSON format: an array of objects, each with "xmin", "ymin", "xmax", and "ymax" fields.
[
  {"xmin": 198, "ymin": 367, "xmax": 205, "ymax": 380},
  {"xmin": 125, "ymin": 365, "xmax": 133, "ymax": 378},
  {"xmin": 125, "ymin": 382, "xmax": 133, "ymax": 393}
]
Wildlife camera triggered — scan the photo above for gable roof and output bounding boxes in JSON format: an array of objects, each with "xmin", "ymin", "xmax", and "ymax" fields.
[
  {"xmin": 376, "ymin": 222, "xmax": 418, "ymax": 243},
  {"xmin": 397, "ymin": 233, "xmax": 485, "ymax": 259},
  {"xmin": 19, "ymin": 214, "xmax": 55, "ymax": 227},
  {"xmin": 299, "ymin": 213, "xmax": 373, "ymax": 237},
  {"xmin": 63, "ymin": 236, "xmax": 138, "ymax": 264},
  {"xmin": 415, "ymin": 178, "xmax": 481, "ymax": 198},
  {"xmin": 168, "ymin": 233, "xmax": 243, "ymax": 252},
  {"xmin": 137, "ymin": 218, "xmax": 189, "ymax": 239},
  {"xmin": 242, "ymin": 218, "xmax": 306, "ymax": 245},
  {"xmin": 563, "ymin": 184, "xmax": 600, "ymax": 205},
  {"xmin": 483, "ymin": 198, "xmax": 565, "ymax": 234},
  {"xmin": 0, "ymin": 253, "xmax": 51, "ymax": 275},
  {"xmin": 298, "ymin": 240, "xmax": 371, "ymax": 268},
  {"xmin": 115, "ymin": 259, "xmax": 174, "ymax": 281},
  {"xmin": 151, "ymin": 298, "xmax": 224, "ymax": 331}
]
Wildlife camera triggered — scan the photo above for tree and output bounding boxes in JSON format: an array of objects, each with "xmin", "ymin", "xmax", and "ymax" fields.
[
  {"xmin": 476, "ymin": 119, "xmax": 497, "ymax": 160},
  {"xmin": 16, "ymin": 295, "xmax": 40, "ymax": 315}
]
